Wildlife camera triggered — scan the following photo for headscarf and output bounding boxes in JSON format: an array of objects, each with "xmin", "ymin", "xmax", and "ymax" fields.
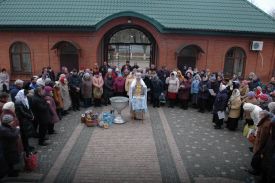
[
  {"xmin": 230, "ymin": 89, "xmax": 240, "ymax": 101},
  {"xmin": 15, "ymin": 89, "xmax": 29, "ymax": 109}
]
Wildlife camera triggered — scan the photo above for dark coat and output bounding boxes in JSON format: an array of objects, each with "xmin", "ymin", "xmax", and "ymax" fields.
[
  {"xmin": 151, "ymin": 78, "xmax": 164, "ymax": 98},
  {"xmin": 15, "ymin": 101, "xmax": 34, "ymax": 137},
  {"xmin": 103, "ymin": 77, "xmax": 114, "ymax": 98},
  {"xmin": 113, "ymin": 76, "xmax": 125, "ymax": 93},
  {"xmin": 178, "ymin": 80, "xmax": 191, "ymax": 100},
  {"xmin": 10, "ymin": 87, "xmax": 20, "ymax": 103},
  {"xmin": 68, "ymin": 74, "xmax": 82, "ymax": 92},
  {"xmin": 198, "ymin": 80, "xmax": 211, "ymax": 99},
  {"xmin": 44, "ymin": 95, "xmax": 60, "ymax": 124},
  {"xmin": 213, "ymin": 89, "xmax": 228, "ymax": 113},
  {"xmin": 143, "ymin": 76, "xmax": 152, "ymax": 90},
  {"xmin": 0, "ymin": 124, "xmax": 20, "ymax": 165},
  {"xmin": 157, "ymin": 69, "xmax": 170, "ymax": 84},
  {"xmin": 249, "ymin": 78, "xmax": 261, "ymax": 91},
  {"xmin": 31, "ymin": 93, "xmax": 51, "ymax": 125}
]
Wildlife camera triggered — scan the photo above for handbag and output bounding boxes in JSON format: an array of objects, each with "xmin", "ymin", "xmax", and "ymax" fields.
[
  {"xmin": 251, "ymin": 151, "xmax": 262, "ymax": 171},
  {"xmin": 24, "ymin": 152, "xmax": 38, "ymax": 171}
]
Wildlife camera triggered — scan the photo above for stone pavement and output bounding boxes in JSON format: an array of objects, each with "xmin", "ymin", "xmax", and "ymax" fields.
[{"xmin": 1, "ymin": 105, "xmax": 255, "ymax": 183}]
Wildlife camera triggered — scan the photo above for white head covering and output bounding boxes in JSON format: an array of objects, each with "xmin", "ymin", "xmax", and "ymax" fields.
[
  {"xmin": 219, "ymin": 84, "xmax": 227, "ymax": 92},
  {"xmin": 230, "ymin": 89, "xmax": 240, "ymax": 101},
  {"xmin": 3, "ymin": 101, "xmax": 15, "ymax": 111},
  {"xmin": 36, "ymin": 78, "xmax": 45, "ymax": 87},
  {"xmin": 107, "ymin": 68, "xmax": 113, "ymax": 73},
  {"xmin": 15, "ymin": 89, "xmax": 29, "ymax": 109},
  {"xmin": 243, "ymin": 103, "xmax": 255, "ymax": 112}
]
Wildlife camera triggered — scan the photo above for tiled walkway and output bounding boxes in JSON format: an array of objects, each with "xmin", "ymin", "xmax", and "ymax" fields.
[{"xmin": 1, "ymin": 105, "xmax": 254, "ymax": 183}]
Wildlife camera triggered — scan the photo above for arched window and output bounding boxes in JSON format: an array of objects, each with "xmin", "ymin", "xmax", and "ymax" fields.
[
  {"xmin": 223, "ymin": 47, "xmax": 246, "ymax": 77},
  {"xmin": 10, "ymin": 42, "xmax": 32, "ymax": 73}
]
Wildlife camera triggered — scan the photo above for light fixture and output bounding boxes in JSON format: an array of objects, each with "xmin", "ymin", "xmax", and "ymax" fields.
[{"xmin": 127, "ymin": 18, "xmax": 132, "ymax": 24}]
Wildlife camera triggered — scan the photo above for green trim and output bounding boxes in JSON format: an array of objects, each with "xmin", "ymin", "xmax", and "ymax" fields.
[{"xmin": 94, "ymin": 11, "xmax": 164, "ymax": 32}]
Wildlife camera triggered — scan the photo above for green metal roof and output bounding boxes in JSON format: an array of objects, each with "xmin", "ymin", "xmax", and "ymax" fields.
[{"xmin": 0, "ymin": 0, "xmax": 275, "ymax": 35}]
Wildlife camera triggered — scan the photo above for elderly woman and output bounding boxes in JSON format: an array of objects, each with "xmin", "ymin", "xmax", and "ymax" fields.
[
  {"xmin": 166, "ymin": 71, "xmax": 179, "ymax": 108},
  {"xmin": 92, "ymin": 72, "xmax": 104, "ymax": 107},
  {"xmin": 81, "ymin": 73, "xmax": 93, "ymax": 108},
  {"xmin": 103, "ymin": 71, "xmax": 114, "ymax": 105},
  {"xmin": 243, "ymin": 103, "xmax": 262, "ymax": 126},
  {"xmin": 59, "ymin": 74, "xmax": 71, "ymax": 113},
  {"xmin": 227, "ymin": 89, "xmax": 242, "ymax": 131},
  {"xmin": 240, "ymin": 80, "xmax": 250, "ymax": 101},
  {"xmin": 191, "ymin": 74, "xmax": 201, "ymax": 108},
  {"xmin": 14, "ymin": 89, "xmax": 35, "ymax": 155},
  {"xmin": 244, "ymin": 91, "xmax": 259, "ymax": 105},
  {"xmin": 198, "ymin": 75, "xmax": 211, "ymax": 113},
  {"xmin": 129, "ymin": 72, "xmax": 147, "ymax": 120},
  {"xmin": 178, "ymin": 77, "xmax": 191, "ymax": 110}
]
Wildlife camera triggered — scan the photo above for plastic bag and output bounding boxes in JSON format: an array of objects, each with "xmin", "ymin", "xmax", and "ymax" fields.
[{"xmin": 24, "ymin": 152, "xmax": 38, "ymax": 171}]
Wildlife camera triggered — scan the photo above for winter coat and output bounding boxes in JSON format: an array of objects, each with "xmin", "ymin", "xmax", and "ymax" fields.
[
  {"xmin": 240, "ymin": 86, "xmax": 249, "ymax": 100},
  {"xmin": 249, "ymin": 78, "xmax": 261, "ymax": 91},
  {"xmin": 178, "ymin": 80, "xmax": 191, "ymax": 100},
  {"xmin": 261, "ymin": 134, "xmax": 275, "ymax": 183},
  {"xmin": 92, "ymin": 76, "xmax": 104, "ymax": 99},
  {"xmin": 15, "ymin": 101, "xmax": 34, "ymax": 137},
  {"xmin": 198, "ymin": 80, "xmax": 211, "ymax": 100},
  {"xmin": 191, "ymin": 79, "xmax": 200, "ymax": 94},
  {"xmin": 114, "ymin": 76, "xmax": 125, "ymax": 93},
  {"xmin": 69, "ymin": 75, "xmax": 81, "ymax": 92},
  {"xmin": 60, "ymin": 83, "xmax": 71, "ymax": 110},
  {"xmin": 81, "ymin": 78, "xmax": 93, "ymax": 98},
  {"xmin": 151, "ymin": 78, "xmax": 163, "ymax": 98},
  {"xmin": 210, "ymin": 81, "xmax": 220, "ymax": 95},
  {"xmin": 103, "ymin": 77, "xmax": 114, "ymax": 98},
  {"xmin": 44, "ymin": 95, "xmax": 59, "ymax": 124},
  {"xmin": 31, "ymin": 93, "xmax": 51, "ymax": 125},
  {"xmin": 53, "ymin": 87, "xmax": 64, "ymax": 109},
  {"xmin": 0, "ymin": 124, "xmax": 20, "ymax": 165},
  {"xmin": 253, "ymin": 115, "xmax": 271, "ymax": 154},
  {"xmin": 166, "ymin": 77, "xmax": 179, "ymax": 93},
  {"xmin": 213, "ymin": 89, "xmax": 228, "ymax": 113},
  {"xmin": 10, "ymin": 87, "xmax": 20, "ymax": 103},
  {"xmin": 228, "ymin": 96, "xmax": 242, "ymax": 118}
]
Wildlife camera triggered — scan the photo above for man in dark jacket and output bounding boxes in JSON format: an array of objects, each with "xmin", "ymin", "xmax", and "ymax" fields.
[
  {"xmin": 0, "ymin": 114, "xmax": 20, "ymax": 177},
  {"xmin": 198, "ymin": 75, "xmax": 211, "ymax": 113},
  {"xmin": 212, "ymin": 84, "xmax": 228, "ymax": 129},
  {"xmin": 68, "ymin": 69, "xmax": 82, "ymax": 111},
  {"xmin": 99, "ymin": 61, "xmax": 110, "ymax": 79},
  {"xmin": 10, "ymin": 80, "xmax": 24, "ymax": 102},
  {"xmin": 31, "ymin": 87, "xmax": 51, "ymax": 146}
]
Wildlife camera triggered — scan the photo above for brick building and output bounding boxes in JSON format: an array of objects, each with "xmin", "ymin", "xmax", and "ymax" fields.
[{"xmin": 0, "ymin": 0, "xmax": 275, "ymax": 81}]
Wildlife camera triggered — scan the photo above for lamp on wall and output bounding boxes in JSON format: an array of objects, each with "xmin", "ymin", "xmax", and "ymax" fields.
[{"xmin": 127, "ymin": 18, "xmax": 132, "ymax": 24}]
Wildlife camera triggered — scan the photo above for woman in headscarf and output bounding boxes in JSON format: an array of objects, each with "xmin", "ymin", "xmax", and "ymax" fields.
[
  {"xmin": 240, "ymin": 80, "xmax": 250, "ymax": 101},
  {"xmin": 198, "ymin": 75, "xmax": 211, "ymax": 113},
  {"xmin": 113, "ymin": 71, "xmax": 126, "ymax": 96},
  {"xmin": 178, "ymin": 76, "xmax": 191, "ymax": 110},
  {"xmin": 92, "ymin": 72, "xmax": 104, "ymax": 107},
  {"xmin": 226, "ymin": 89, "xmax": 242, "ymax": 131},
  {"xmin": 59, "ymin": 74, "xmax": 72, "ymax": 113},
  {"xmin": 44, "ymin": 86, "xmax": 59, "ymax": 134},
  {"xmin": 129, "ymin": 72, "xmax": 147, "ymax": 120},
  {"xmin": 166, "ymin": 71, "xmax": 179, "ymax": 108},
  {"xmin": 53, "ymin": 81, "xmax": 64, "ymax": 119},
  {"xmin": 212, "ymin": 84, "xmax": 228, "ymax": 129},
  {"xmin": 244, "ymin": 91, "xmax": 259, "ymax": 105},
  {"xmin": 81, "ymin": 73, "xmax": 93, "ymax": 108},
  {"xmin": 14, "ymin": 89, "xmax": 34, "ymax": 155},
  {"xmin": 103, "ymin": 71, "xmax": 114, "ymax": 105},
  {"xmin": 243, "ymin": 103, "xmax": 262, "ymax": 126}
]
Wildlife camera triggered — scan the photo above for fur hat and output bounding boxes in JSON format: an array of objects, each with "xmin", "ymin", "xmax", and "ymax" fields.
[
  {"xmin": 36, "ymin": 78, "xmax": 45, "ymax": 87},
  {"xmin": 1, "ymin": 114, "xmax": 14, "ymax": 125}
]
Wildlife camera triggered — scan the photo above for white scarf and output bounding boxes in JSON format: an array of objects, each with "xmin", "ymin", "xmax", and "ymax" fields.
[{"xmin": 15, "ymin": 89, "xmax": 29, "ymax": 109}]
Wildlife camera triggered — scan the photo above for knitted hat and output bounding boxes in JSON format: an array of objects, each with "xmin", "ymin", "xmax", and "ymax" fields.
[
  {"xmin": 1, "ymin": 114, "xmax": 14, "ymax": 124},
  {"xmin": 45, "ymin": 78, "xmax": 52, "ymax": 85},
  {"xmin": 44, "ymin": 86, "xmax": 53, "ymax": 94},
  {"xmin": 247, "ymin": 91, "xmax": 255, "ymax": 98},
  {"xmin": 258, "ymin": 94, "xmax": 269, "ymax": 102}
]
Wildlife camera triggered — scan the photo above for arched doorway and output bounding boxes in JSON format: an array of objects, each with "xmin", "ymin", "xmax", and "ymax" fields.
[
  {"xmin": 103, "ymin": 25, "xmax": 157, "ymax": 69},
  {"xmin": 177, "ymin": 45, "xmax": 203, "ymax": 73},
  {"xmin": 51, "ymin": 41, "xmax": 80, "ymax": 72},
  {"xmin": 223, "ymin": 47, "xmax": 246, "ymax": 77}
]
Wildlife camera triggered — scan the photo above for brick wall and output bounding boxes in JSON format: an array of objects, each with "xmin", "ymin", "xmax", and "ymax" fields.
[{"xmin": 0, "ymin": 17, "xmax": 274, "ymax": 82}]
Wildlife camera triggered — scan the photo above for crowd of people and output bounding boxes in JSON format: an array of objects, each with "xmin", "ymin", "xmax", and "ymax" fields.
[{"xmin": 0, "ymin": 61, "xmax": 275, "ymax": 182}]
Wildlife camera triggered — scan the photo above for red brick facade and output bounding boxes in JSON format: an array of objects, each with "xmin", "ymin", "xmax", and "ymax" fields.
[{"xmin": 0, "ymin": 17, "xmax": 275, "ymax": 81}]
